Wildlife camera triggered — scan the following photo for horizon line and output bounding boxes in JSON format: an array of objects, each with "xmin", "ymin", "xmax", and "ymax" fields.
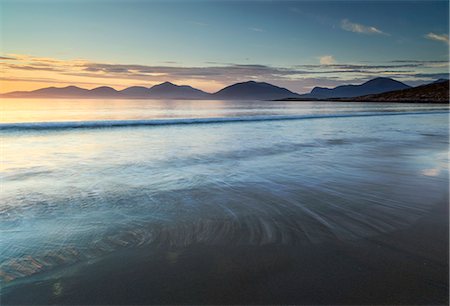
[{"xmin": 0, "ymin": 76, "xmax": 425, "ymax": 96}]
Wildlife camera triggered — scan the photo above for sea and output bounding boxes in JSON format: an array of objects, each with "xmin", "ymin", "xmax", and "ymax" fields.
[{"xmin": 0, "ymin": 99, "xmax": 449, "ymax": 304}]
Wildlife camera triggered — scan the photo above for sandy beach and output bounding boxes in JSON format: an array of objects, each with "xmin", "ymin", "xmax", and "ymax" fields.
[{"xmin": 1, "ymin": 102, "xmax": 448, "ymax": 304}]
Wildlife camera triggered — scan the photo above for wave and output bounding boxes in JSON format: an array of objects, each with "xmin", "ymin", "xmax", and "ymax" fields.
[{"xmin": 1, "ymin": 110, "xmax": 448, "ymax": 131}]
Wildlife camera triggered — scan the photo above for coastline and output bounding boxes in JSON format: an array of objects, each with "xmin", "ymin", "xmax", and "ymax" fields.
[
  {"xmin": 2, "ymin": 196, "xmax": 448, "ymax": 305},
  {"xmin": 1, "ymin": 109, "xmax": 448, "ymax": 305}
]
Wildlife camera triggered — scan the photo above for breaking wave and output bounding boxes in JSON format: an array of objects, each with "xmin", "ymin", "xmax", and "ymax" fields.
[{"xmin": 1, "ymin": 110, "xmax": 448, "ymax": 131}]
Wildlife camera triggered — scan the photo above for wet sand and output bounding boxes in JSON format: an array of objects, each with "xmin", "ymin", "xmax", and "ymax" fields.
[{"xmin": 2, "ymin": 193, "xmax": 448, "ymax": 305}]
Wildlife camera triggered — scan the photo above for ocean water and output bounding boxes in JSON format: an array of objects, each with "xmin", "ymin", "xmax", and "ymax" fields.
[{"xmin": 0, "ymin": 99, "xmax": 449, "ymax": 304}]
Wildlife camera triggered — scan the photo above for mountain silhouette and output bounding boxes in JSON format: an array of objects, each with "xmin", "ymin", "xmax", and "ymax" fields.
[
  {"xmin": 349, "ymin": 80, "xmax": 449, "ymax": 103},
  {"xmin": 2, "ymin": 82, "xmax": 210, "ymax": 99},
  {"xmin": 213, "ymin": 81, "xmax": 300, "ymax": 100},
  {"xmin": 302, "ymin": 77, "xmax": 411, "ymax": 99},
  {"xmin": 119, "ymin": 86, "xmax": 150, "ymax": 97},
  {"xmin": 148, "ymin": 82, "xmax": 210, "ymax": 99},
  {"xmin": 8, "ymin": 85, "xmax": 90, "ymax": 97},
  {"xmin": 1, "ymin": 78, "xmax": 420, "ymax": 101},
  {"xmin": 431, "ymin": 78, "xmax": 449, "ymax": 84},
  {"xmin": 89, "ymin": 86, "xmax": 120, "ymax": 97}
]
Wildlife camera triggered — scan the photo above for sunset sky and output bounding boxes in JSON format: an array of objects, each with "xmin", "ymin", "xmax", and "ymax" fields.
[{"xmin": 0, "ymin": 0, "xmax": 449, "ymax": 94}]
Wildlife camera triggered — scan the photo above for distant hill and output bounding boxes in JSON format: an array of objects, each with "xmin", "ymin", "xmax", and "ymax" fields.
[
  {"xmin": 3, "ymin": 85, "xmax": 119, "ymax": 98},
  {"xmin": 4, "ymin": 78, "xmax": 442, "ymax": 102},
  {"xmin": 89, "ymin": 86, "xmax": 120, "ymax": 97},
  {"xmin": 148, "ymin": 82, "xmax": 210, "ymax": 99},
  {"xmin": 117, "ymin": 82, "xmax": 211, "ymax": 99},
  {"xmin": 213, "ymin": 81, "xmax": 300, "ymax": 100},
  {"xmin": 346, "ymin": 80, "xmax": 449, "ymax": 103},
  {"xmin": 5, "ymin": 85, "xmax": 90, "ymax": 98},
  {"xmin": 301, "ymin": 77, "xmax": 411, "ymax": 99},
  {"xmin": 2, "ymin": 82, "xmax": 210, "ymax": 99},
  {"xmin": 119, "ymin": 86, "xmax": 149, "ymax": 97},
  {"xmin": 2, "ymin": 80, "xmax": 299, "ymax": 100},
  {"xmin": 431, "ymin": 78, "xmax": 449, "ymax": 84}
]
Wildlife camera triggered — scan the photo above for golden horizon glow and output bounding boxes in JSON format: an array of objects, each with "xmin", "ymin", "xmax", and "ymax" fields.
[
  {"xmin": 2, "ymin": 53, "xmax": 448, "ymax": 95},
  {"xmin": 0, "ymin": 54, "xmax": 227, "ymax": 94}
]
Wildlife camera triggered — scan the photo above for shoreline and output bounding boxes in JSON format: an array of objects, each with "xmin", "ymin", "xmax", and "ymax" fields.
[{"xmin": 2, "ymin": 197, "xmax": 448, "ymax": 305}]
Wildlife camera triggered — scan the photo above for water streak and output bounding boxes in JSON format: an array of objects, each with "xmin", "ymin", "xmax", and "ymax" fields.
[{"xmin": 1, "ymin": 110, "xmax": 448, "ymax": 131}]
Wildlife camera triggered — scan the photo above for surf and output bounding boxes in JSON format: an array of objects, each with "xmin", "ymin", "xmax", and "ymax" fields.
[{"xmin": 0, "ymin": 110, "xmax": 448, "ymax": 131}]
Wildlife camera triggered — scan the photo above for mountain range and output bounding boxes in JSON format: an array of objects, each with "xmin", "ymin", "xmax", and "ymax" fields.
[
  {"xmin": 346, "ymin": 79, "xmax": 449, "ymax": 103},
  {"xmin": 3, "ymin": 82, "xmax": 211, "ymax": 100},
  {"xmin": 300, "ymin": 77, "xmax": 411, "ymax": 99},
  {"xmin": 213, "ymin": 81, "xmax": 300, "ymax": 100},
  {"xmin": 1, "ymin": 77, "xmax": 444, "ymax": 101}
]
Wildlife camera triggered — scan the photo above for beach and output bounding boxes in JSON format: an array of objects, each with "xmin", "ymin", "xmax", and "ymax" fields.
[{"xmin": 0, "ymin": 100, "xmax": 449, "ymax": 304}]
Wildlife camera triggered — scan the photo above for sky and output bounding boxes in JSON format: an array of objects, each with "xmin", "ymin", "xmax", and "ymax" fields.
[{"xmin": 0, "ymin": 0, "xmax": 449, "ymax": 94}]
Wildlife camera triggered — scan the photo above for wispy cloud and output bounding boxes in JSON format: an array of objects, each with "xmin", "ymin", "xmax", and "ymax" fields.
[
  {"xmin": 2, "ymin": 54, "xmax": 448, "ymax": 94},
  {"xmin": 0, "ymin": 76, "xmax": 118, "ymax": 87},
  {"xmin": 249, "ymin": 27, "xmax": 264, "ymax": 32},
  {"xmin": 425, "ymin": 32, "xmax": 449, "ymax": 45},
  {"xmin": 411, "ymin": 72, "xmax": 449, "ymax": 79},
  {"xmin": 319, "ymin": 55, "xmax": 336, "ymax": 65},
  {"xmin": 341, "ymin": 19, "xmax": 389, "ymax": 36},
  {"xmin": 390, "ymin": 60, "xmax": 448, "ymax": 63},
  {"xmin": 295, "ymin": 63, "xmax": 433, "ymax": 70}
]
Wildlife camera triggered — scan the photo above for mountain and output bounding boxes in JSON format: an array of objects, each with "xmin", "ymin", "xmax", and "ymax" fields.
[
  {"xmin": 348, "ymin": 80, "xmax": 449, "ymax": 103},
  {"xmin": 213, "ymin": 81, "xmax": 300, "ymax": 100},
  {"xmin": 119, "ymin": 86, "xmax": 150, "ymax": 97},
  {"xmin": 302, "ymin": 77, "xmax": 411, "ymax": 99},
  {"xmin": 2, "ymin": 85, "xmax": 122, "ymax": 98},
  {"xmin": 1, "ymin": 82, "xmax": 210, "ymax": 99},
  {"xmin": 2, "ymin": 79, "xmax": 446, "ymax": 102},
  {"xmin": 119, "ymin": 82, "xmax": 211, "ymax": 99},
  {"xmin": 3, "ymin": 85, "xmax": 90, "ymax": 98},
  {"xmin": 148, "ymin": 82, "xmax": 210, "ymax": 99},
  {"xmin": 89, "ymin": 86, "xmax": 121, "ymax": 97},
  {"xmin": 3, "ymin": 81, "xmax": 299, "ymax": 100},
  {"xmin": 431, "ymin": 78, "xmax": 449, "ymax": 84}
]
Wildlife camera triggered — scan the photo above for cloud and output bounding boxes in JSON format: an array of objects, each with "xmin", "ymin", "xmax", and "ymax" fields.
[
  {"xmin": 411, "ymin": 72, "xmax": 449, "ymax": 79},
  {"xmin": 0, "ymin": 56, "xmax": 16, "ymax": 60},
  {"xmin": 425, "ymin": 32, "xmax": 449, "ymax": 45},
  {"xmin": 249, "ymin": 27, "xmax": 264, "ymax": 32},
  {"xmin": 390, "ymin": 60, "xmax": 448, "ymax": 63},
  {"xmin": 2, "ymin": 64, "xmax": 60, "ymax": 72},
  {"xmin": 319, "ymin": 55, "xmax": 336, "ymax": 65},
  {"xmin": 421, "ymin": 168, "xmax": 440, "ymax": 177},
  {"xmin": 0, "ymin": 76, "xmax": 116, "ymax": 87},
  {"xmin": 2, "ymin": 53, "xmax": 448, "ymax": 94},
  {"xmin": 341, "ymin": 19, "xmax": 389, "ymax": 35},
  {"xmin": 296, "ymin": 63, "xmax": 424, "ymax": 70}
]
